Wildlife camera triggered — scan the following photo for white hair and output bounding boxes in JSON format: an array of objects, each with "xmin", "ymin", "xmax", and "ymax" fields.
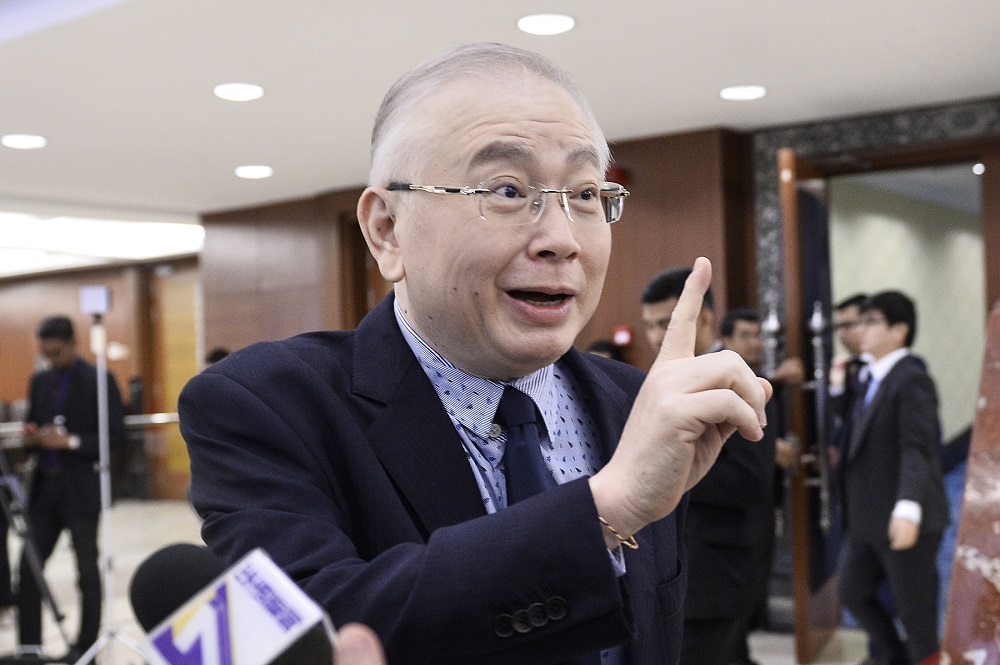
[{"xmin": 368, "ymin": 42, "xmax": 611, "ymax": 187}]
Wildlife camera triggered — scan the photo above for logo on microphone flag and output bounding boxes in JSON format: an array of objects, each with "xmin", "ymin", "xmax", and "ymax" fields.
[{"xmin": 144, "ymin": 549, "xmax": 330, "ymax": 665}]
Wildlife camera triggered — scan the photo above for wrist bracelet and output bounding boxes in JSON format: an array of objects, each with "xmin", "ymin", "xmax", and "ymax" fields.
[{"xmin": 598, "ymin": 516, "xmax": 639, "ymax": 550}]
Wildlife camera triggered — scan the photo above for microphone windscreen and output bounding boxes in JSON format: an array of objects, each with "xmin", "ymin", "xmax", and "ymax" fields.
[{"xmin": 130, "ymin": 542, "xmax": 227, "ymax": 632}]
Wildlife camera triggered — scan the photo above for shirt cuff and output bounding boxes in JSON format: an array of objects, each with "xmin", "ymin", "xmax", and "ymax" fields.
[
  {"xmin": 892, "ymin": 500, "xmax": 922, "ymax": 526},
  {"xmin": 608, "ymin": 546, "xmax": 626, "ymax": 577},
  {"xmin": 829, "ymin": 384, "xmax": 845, "ymax": 397}
]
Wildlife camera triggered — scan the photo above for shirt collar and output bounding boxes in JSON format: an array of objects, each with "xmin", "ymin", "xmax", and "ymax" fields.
[
  {"xmin": 54, "ymin": 356, "xmax": 81, "ymax": 377},
  {"xmin": 867, "ymin": 347, "xmax": 909, "ymax": 383},
  {"xmin": 393, "ymin": 299, "xmax": 554, "ymax": 437}
]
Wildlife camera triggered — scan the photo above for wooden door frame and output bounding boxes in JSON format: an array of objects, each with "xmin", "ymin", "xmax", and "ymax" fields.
[
  {"xmin": 778, "ymin": 149, "xmax": 839, "ymax": 663},
  {"xmin": 778, "ymin": 135, "xmax": 999, "ymax": 663},
  {"xmin": 799, "ymin": 136, "xmax": 1000, "ymax": 310}
]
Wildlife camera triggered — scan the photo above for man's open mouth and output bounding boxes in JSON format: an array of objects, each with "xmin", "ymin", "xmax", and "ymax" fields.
[{"xmin": 508, "ymin": 290, "xmax": 570, "ymax": 306}]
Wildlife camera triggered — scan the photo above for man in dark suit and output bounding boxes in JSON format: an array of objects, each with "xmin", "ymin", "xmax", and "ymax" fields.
[
  {"xmin": 18, "ymin": 315, "xmax": 126, "ymax": 660},
  {"xmin": 713, "ymin": 308, "xmax": 803, "ymax": 665},
  {"xmin": 838, "ymin": 291, "xmax": 949, "ymax": 665},
  {"xmin": 640, "ymin": 279, "xmax": 762, "ymax": 665},
  {"xmin": 829, "ymin": 293, "xmax": 869, "ymax": 450},
  {"xmin": 678, "ymin": 308, "xmax": 773, "ymax": 665},
  {"xmin": 180, "ymin": 43, "xmax": 771, "ymax": 665}
]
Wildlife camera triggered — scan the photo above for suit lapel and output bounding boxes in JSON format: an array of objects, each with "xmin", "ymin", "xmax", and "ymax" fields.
[
  {"xmin": 560, "ymin": 350, "xmax": 633, "ymax": 466},
  {"xmin": 848, "ymin": 358, "xmax": 905, "ymax": 460},
  {"xmin": 352, "ymin": 296, "xmax": 486, "ymax": 537}
]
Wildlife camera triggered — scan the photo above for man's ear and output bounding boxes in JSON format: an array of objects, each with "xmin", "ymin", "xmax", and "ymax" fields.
[
  {"xmin": 890, "ymin": 321, "xmax": 910, "ymax": 346},
  {"xmin": 357, "ymin": 187, "xmax": 404, "ymax": 283}
]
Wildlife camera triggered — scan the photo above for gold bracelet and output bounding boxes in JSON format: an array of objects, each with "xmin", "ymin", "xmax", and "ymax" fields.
[{"xmin": 598, "ymin": 516, "xmax": 639, "ymax": 550}]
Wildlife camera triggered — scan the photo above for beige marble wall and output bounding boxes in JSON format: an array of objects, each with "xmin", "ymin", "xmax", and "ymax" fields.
[{"xmin": 829, "ymin": 179, "xmax": 986, "ymax": 442}]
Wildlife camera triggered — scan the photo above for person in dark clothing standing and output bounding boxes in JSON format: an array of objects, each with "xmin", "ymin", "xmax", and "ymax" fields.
[
  {"xmin": 18, "ymin": 316, "xmax": 125, "ymax": 661},
  {"xmin": 717, "ymin": 308, "xmax": 803, "ymax": 665},
  {"xmin": 838, "ymin": 292, "xmax": 949, "ymax": 665}
]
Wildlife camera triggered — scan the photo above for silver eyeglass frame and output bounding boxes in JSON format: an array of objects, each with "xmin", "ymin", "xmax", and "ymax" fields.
[{"xmin": 386, "ymin": 181, "xmax": 630, "ymax": 225}]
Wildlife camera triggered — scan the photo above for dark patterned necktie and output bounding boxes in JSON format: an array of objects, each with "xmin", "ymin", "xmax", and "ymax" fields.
[
  {"xmin": 848, "ymin": 374, "xmax": 871, "ymax": 457},
  {"xmin": 497, "ymin": 387, "xmax": 555, "ymax": 504}
]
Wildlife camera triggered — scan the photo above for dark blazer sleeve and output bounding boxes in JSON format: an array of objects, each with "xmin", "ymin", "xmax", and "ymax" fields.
[
  {"xmin": 66, "ymin": 364, "xmax": 127, "ymax": 460},
  {"xmin": 688, "ymin": 434, "xmax": 768, "ymax": 509},
  {"xmin": 26, "ymin": 373, "xmax": 44, "ymax": 425},
  {"xmin": 180, "ymin": 333, "xmax": 671, "ymax": 665},
  {"xmin": 894, "ymin": 367, "xmax": 942, "ymax": 507}
]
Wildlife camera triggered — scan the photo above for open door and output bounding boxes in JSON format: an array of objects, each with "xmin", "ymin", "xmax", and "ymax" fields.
[{"xmin": 777, "ymin": 148, "xmax": 842, "ymax": 663}]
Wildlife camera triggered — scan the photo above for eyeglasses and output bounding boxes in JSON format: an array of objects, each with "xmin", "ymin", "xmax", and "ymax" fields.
[
  {"xmin": 858, "ymin": 314, "xmax": 887, "ymax": 327},
  {"xmin": 386, "ymin": 178, "xmax": 629, "ymax": 225},
  {"xmin": 835, "ymin": 320, "xmax": 860, "ymax": 331}
]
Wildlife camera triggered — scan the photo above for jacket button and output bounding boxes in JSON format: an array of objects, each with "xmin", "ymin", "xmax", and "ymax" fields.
[
  {"xmin": 528, "ymin": 602, "xmax": 549, "ymax": 627},
  {"xmin": 512, "ymin": 609, "xmax": 532, "ymax": 634},
  {"xmin": 545, "ymin": 596, "xmax": 568, "ymax": 621},
  {"xmin": 494, "ymin": 614, "xmax": 514, "ymax": 638}
]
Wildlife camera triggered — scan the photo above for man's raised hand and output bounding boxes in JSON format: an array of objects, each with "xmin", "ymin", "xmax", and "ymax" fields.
[{"xmin": 590, "ymin": 257, "xmax": 772, "ymax": 544}]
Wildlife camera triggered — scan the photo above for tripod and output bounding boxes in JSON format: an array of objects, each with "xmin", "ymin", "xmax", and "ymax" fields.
[
  {"xmin": 70, "ymin": 314, "xmax": 144, "ymax": 665},
  {"xmin": 0, "ymin": 440, "xmax": 72, "ymax": 661}
]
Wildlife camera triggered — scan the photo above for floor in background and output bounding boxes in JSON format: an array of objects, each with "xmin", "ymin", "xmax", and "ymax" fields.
[
  {"xmin": 0, "ymin": 499, "xmax": 872, "ymax": 665},
  {"xmin": 0, "ymin": 500, "xmax": 203, "ymax": 664},
  {"xmin": 750, "ymin": 628, "xmax": 867, "ymax": 665}
]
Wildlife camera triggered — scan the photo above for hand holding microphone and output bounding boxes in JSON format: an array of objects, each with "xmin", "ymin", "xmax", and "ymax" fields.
[{"xmin": 131, "ymin": 543, "xmax": 385, "ymax": 665}]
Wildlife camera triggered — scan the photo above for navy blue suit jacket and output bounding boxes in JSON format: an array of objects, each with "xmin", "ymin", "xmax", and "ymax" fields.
[{"xmin": 180, "ymin": 296, "xmax": 687, "ymax": 665}]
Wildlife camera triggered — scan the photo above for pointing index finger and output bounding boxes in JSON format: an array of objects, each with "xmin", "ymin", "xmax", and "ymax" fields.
[{"xmin": 657, "ymin": 257, "xmax": 712, "ymax": 364}]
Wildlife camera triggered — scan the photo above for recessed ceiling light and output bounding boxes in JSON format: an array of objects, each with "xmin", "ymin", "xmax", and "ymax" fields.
[
  {"xmin": 719, "ymin": 85, "xmax": 767, "ymax": 101},
  {"xmin": 1, "ymin": 133, "xmax": 47, "ymax": 149},
  {"xmin": 973, "ymin": 163, "xmax": 986, "ymax": 175},
  {"xmin": 214, "ymin": 83, "xmax": 265, "ymax": 102},
  {"xmin": 235, "ymin": 165, "xmax": 273, "ymax": 179},
  {"xmin": 517, "ymin": 13, "xmax": 575, "ymax": 36}
]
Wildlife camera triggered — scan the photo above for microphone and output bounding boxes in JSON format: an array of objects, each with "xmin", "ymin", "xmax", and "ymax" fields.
[
  {"xmin": 130, "ymin": 543, "xmax": 336, "ymax": 665},
  {"xmin": 130, "ymin": 543, "xmax": 227, "ymax": 632}
]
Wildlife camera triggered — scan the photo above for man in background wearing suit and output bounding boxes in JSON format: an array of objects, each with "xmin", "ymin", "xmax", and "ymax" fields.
[
  {"xmin": 829, "ymin": 293, "xmax": 869, "ymax": 447},
  {"xmin": 18, "ymin": 315, "xmax": 126, "ymax": 661},
  {"xmin": 673, "ymin": 306, "xmax": 774, "ymax": 665},
  {"xmin": 181, "ymin": 43, "xmax": 770, "ymax": 665},
  {"xmin": 838, "ymin": 291, "xmax": 948, "ymax": 665},
  {"xmin": 641, "ymin": 267, "xmax": 720, "ymax": 357}
]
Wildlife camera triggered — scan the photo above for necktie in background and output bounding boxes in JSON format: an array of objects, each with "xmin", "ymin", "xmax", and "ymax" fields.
[{"xmin": 848, "ymin": 374, "xmax": 871, "ymax": 457}]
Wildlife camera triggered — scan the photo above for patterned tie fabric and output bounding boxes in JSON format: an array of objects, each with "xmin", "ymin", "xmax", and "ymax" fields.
[
  {"xmin": 496, "ymin": 387, "xmax": 603, "ymax": 665},
  {"xmin": 848, "ymin": 374, "xmax": 871, "ymax": 457},
  {"xmin": 497, "ymin": 387, "xmax": 555, "ymax": 504}
]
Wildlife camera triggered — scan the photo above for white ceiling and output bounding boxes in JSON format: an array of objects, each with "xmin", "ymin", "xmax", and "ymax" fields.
[
  {"xmin": 1, "ymin": 1, "xmax": 998, "ymax": 231},
  {"xmin": 848, "ymin": 163, "xmax": 983, "ymax": 216}
]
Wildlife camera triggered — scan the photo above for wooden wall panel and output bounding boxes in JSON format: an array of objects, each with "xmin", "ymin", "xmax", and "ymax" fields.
[
  {"xmin": 0, "ymin": 267, "xmax": 142, "ymax": 406},
  {"xmin": 201, "ymin": 189, "xmax": 366, "ymax": 352},
  {"xmin": 146, "ymin": 262, "xmax": 200, "ymax": 500},
  {"xmin": 578, "ymin": 128, "xmax": 755, "ymax": 370},
  {"xmin": 201, "ymin": 199, "xmax": 325, "ymax": 350}
]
